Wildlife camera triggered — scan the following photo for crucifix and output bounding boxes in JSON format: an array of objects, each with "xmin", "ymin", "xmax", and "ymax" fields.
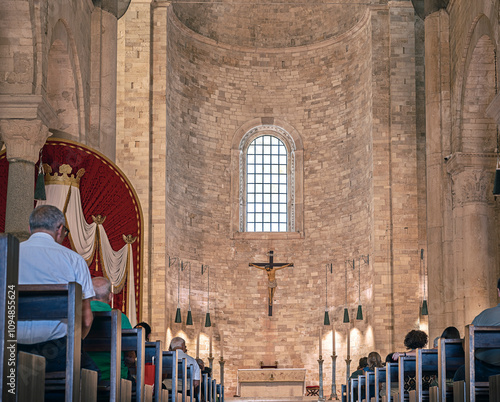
[{"xmin": 249, "ymin": 250, "xmax": 293, "ymax": 316}]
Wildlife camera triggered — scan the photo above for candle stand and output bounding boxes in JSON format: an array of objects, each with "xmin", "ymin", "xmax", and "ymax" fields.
[
  {"xmin": 219, "ymin": 356, "xmax": 225, "ymax": 389},
  {"xmin": 329, "ymin": 352, "xmax": 338, "ymax": 400},
  {"xmin": 208, "ymin": 354, "xmax": 214, "ymax": 373},
  {"xmin": 345, "ymin": 355, "xmax": 351, "ymax": 402},
  {"xmin": 318, "ymin": 356, "xmax": 326, "ymax": 402}
]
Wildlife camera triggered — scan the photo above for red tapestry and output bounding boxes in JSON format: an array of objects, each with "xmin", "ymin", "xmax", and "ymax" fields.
[{"xmin": 0, "ymin": 139, "xmax": 143, "ymax": 321}]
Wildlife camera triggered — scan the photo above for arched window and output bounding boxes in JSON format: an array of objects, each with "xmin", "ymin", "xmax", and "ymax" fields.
[
  {"xmin": 245, "ymin": 135, "xmax": 288, "ymax": 232},
  {"xmin": 231, "ymin": 119, "xmax": 303, "ymax": 238}
]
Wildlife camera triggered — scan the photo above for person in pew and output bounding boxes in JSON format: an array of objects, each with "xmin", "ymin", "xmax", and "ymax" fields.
[
  {"xmin": 367, "ymin": 351, "xmax": 383, "ymax": 371},
  {"xmin": 88, "ymin": 276, "xmax": 136, "ymax": 385},
  {"xmin": 134, "ymin": 322, "xmax": 152, "ymax": 342},
  {"xmin": 196, "ymin": 358, "xmax": 211, "ymax": 402},
  {"xmin": 349, "ymin": 356, "xmax": 368, "ymax": 379},
  {"xmin": 391, "ymin": 329, "xmax": 428, "ymax": 361},
  {"xmin": 163, "ymin": 337, "xmax": 201, "ymax": 397},
  {"xmin": 433, "ymin": 326, "xmax": 461, "ymax": 348},
  {"xmin": 17, "ymin": 205, "xmax": 98, "ymax": 375},
  {"xmin": 391, "ymin": 330, "xmax": 432, "ymax": 392},
  {"xmin": 454, "ymin": 278, "xmax": 500, "ymax": 382}
]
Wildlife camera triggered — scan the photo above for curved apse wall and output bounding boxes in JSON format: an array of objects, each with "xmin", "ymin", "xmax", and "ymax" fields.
[{"xmin": 165, "ymin": 6, "xmax": 374, "ymax": 392}]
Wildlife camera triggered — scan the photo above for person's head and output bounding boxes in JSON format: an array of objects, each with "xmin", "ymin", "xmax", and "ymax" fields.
[
  {"xmin": 385, "ymin": 353, "xmax": 394, "ymax": 364},
  {"xmin": 196, "ymin": 358, "xmax": 205, "ymax": 371},
  {"xmin": 92, "ymin": 276, "xmax": 113, "ymax": 305},
  {"xmin": 497, "ymin": 278, "xmax": 500, "ymax": 296},
  {"xmin": 169, "ymin": 337, "xmax": 187, "ymax": 352},
  {"xmin": 367, "ymin": 352, "xmax": 383, "ymax": 370},
  {"xmin": 404, "ymin": 330, "xmax": 428, "ymax": 350},
  {"xmin": 29, "ymin": 205, "xmax": 69, "ymax": 244},
  {"xmin": 441, "ymin": 326, "xmax": 460, "ymax": 340},
  {"xmin": 357, "ymin": 356, "xmax": 368, "ymax": 370},
  {"xmin": 134, "ymin": 322, "xmax": 152, "ymax": 341}
]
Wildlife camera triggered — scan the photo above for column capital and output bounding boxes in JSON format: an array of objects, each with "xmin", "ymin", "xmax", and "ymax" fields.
[{"xmin": 0, "ymin": 119, "xmax": 52, "ymax": 163}]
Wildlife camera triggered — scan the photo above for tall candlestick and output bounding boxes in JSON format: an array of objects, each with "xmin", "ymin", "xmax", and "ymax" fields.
[
  {"xmin": 220, "ymin": 331, "xmax": 224, "ymax": 359},
  {"xmin": 196, "ymin": 332, "xmax": 200, "ymax": 359},
  {"xmin": 332, "ymin": 327, "xmax": 336, "ymax": 355},
  {"xmin": 347, "ymin": 329, "xmax": 350, "ymax": 357},
  {"xmin": 319, "ymin": 328, "xmax": 323, "ymax": 357}
]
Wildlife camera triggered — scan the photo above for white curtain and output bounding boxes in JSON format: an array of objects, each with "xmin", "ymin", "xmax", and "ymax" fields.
[{"xmin": 36, "ymin": 183, "xmax": 137, "ymax": 325}]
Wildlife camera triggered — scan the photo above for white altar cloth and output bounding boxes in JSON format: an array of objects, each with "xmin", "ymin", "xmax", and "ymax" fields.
[{"xmin": 237, "ymin": 368, "xmax": 306, "ymax": 397}]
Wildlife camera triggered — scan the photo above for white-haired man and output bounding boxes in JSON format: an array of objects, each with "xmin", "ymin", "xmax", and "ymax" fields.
[
  {"xmin": 17, "ymin": 204, "xmax": 95, "ymax": 373},
  {"xmin": 164, "ymin": 336, "xmax": 201, "ymax": 395}
]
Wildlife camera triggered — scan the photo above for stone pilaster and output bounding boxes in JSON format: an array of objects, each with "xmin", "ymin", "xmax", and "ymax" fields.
[
  {"xmin": 0, "ymin": 119, "xmax": 51, "ymax": 239},
  {"xmin": 447, "ymin": 153, "xmax": 498, "ymax": 325}
]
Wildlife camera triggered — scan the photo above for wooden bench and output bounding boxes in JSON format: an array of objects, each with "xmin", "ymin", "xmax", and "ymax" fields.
[
  {"xmin": 161, "ymin": 350, "xmax": 180, "ymax": 401},
  {"xmin": 18, "ymin": 282, "xmax": 83, "ymax": 402},
  {"xmin": 411, "ymin": 348, "xmax": 438, "ymax": 402},
  {"xmin": 122, "ymin": 327, "xmax": 153, "ymax": 401},
  {"xmin": 0, "ymin": 233, "xmax": 21, "ymax": 402},
  {"xmin": 83, "ymin": 309, "xmax": 132, "ymax": 401},
  {"xmin": 436, "ymin": 338, "xmax": 464, "ymax": 402},
  {"xmin": 458, "ymin": 325, "xmax": 500, "ymax": 402},
  {"xmin": 145, "ymin": 341, "xmax": 167, "ymax": 402},
  {"xmin": 349, "ymin": 376, "xmax": 359, "ymax": 402},
  {"xmin": 376, "ymin": 362, "xmax": 398, "ymax": 402},
  {"xmin": 397, "ymin": 355, "xmax": 416, "ymax": 401}
]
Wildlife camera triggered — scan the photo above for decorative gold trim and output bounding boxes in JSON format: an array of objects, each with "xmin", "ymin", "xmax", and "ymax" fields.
[{"xmin": 44, "ymin": 163, "xmax": 86, "ymax": 188}]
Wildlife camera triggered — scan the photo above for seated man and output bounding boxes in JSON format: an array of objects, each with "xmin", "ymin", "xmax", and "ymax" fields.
[
  {"xmin": 454, "ymin": 277, "xmax": 500, "ymax": 382},
  {"xmin": 163, "ymin": 337, "xmax": 201, "ymax": 395},
  {"xmin": 17, "ymin": 205, "xmax": 96, "ymax": 373},
  {"xmin": 88, "ymin": 276, "xmax": 134, "ymax": 384}
]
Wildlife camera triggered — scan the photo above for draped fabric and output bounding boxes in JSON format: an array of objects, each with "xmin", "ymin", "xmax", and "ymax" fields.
[{"xmin": 0, "ymin": 139, "xmax": 142, "ymax": 325}]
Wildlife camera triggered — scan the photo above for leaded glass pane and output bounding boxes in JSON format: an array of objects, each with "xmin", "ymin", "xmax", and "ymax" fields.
[{"xmin": 246, "ymin": 134, "xmax": 288, "ymax": 232}]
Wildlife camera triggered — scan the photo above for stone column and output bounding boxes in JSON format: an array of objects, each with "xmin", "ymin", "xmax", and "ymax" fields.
[
  {"xmin": 0, "ymin": 119, "xmax": 51, "ymax": 240},
  {"xmin": 425, "ymin": 9, "xmax": 452, "ymax": 334},
  {"xmin": 447, "ymin": 154, "xmax": 498, "ymax": 325}
]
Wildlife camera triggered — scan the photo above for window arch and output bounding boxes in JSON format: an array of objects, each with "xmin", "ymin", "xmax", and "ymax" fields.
[
  {"xmin": 244, "ymin": 133, "xmax": 291, "ymax": 232},
  {"xmin": 231, "ymin": 119, "xmax": 303, "ymax": 238}
]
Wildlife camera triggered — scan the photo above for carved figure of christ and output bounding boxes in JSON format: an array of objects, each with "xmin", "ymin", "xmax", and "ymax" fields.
[{"xmin": 249, "ymin": 250, "xmax": 293, "ymax": 316}]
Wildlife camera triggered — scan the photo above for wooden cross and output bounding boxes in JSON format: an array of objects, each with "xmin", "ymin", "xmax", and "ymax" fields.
[{"xmin": 249, "ymin": 250, "xmax": 293, "ymax": 316}]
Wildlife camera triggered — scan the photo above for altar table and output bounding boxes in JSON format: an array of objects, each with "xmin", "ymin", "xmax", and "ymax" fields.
[{"xmin": 237, "ymin": 368, "xmax": 306, "ymax": 397}]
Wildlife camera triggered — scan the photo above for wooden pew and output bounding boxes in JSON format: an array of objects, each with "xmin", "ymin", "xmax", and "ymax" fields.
[
  {"xmin": 365, "ymin": 371, "xmax": 375, "ymax": 402},
  {"xmin": 18, "ymin": 282, "xmax": 83, "ymax": 402},
  {"xmin": 349, "ymin": 376, "xmax": 359, "ymax": 402},
  {"xmin": 17, "ymin": 351, "xmax": 45, "ymax": 402},
  {"xmin": 462, "ymin": 325, "xmax": 500, "ymax": 402},
  {"xmin": 145, "ymin": 341, "xmax": 166, "ymax": 402},
  {"xmin": 377, "ymin": 362, "xmax": 398, "ymax": 402},
  {"xmin": 397, "ymin": 355, "xmax": 416, "ymax": 401},
  {"xmin": 413, "ymin": 348, "xmax": 438, "ymax": 402},
  {"xmin": 436, "ymin": 338, "xmax": 464, "ymax": 402},
  {"xmin": 161, "ymin": 350, "xmax": 179, "ymax": 401},
  {"xmin": 122, "ymin": 327, "xmax": 153, "ymax": 401},
  {"xmin": 83, "ymin": 309, "xmax": 132, "ymax": 401},
  {"xmin": 357, "ymin": 374, "xmax": 366, "ymax": 402},
  {"xmin": 0, "ymin": 233, "xmax": 20, "ymax": 402}
]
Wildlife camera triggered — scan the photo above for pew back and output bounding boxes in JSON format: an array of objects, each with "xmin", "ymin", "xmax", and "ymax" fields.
[
  {"xmin": 83, "ymin": 309, "xmax": 122, "ymax": 401},
  {"xmin": 0, "ymin": 234, "xmax": 19, "ymax": 402},
  {"xmin": 18, "ymin": 282, "xmax": 82, "ymax": 402},
  {"xmin": 145, "ymin": 341, "xmax": 163, "ymax": 402},
  {"xmin": 122, "ymin": 328, "xmax": 145, "ymax": 402},
  {"xmin": 437, "ymin": 338, "xmax": 464, "ymax": 402},
  {"xmin": 464, "ymin": 325, "xmax": 500, "ymax": 402},
  {"xmin": 415, "ymin": 348, "xmax": 438, "ymax": 401},
  {"xmin": 398, "ymin": 356, "xmax": 416, "ymax": 401}
]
